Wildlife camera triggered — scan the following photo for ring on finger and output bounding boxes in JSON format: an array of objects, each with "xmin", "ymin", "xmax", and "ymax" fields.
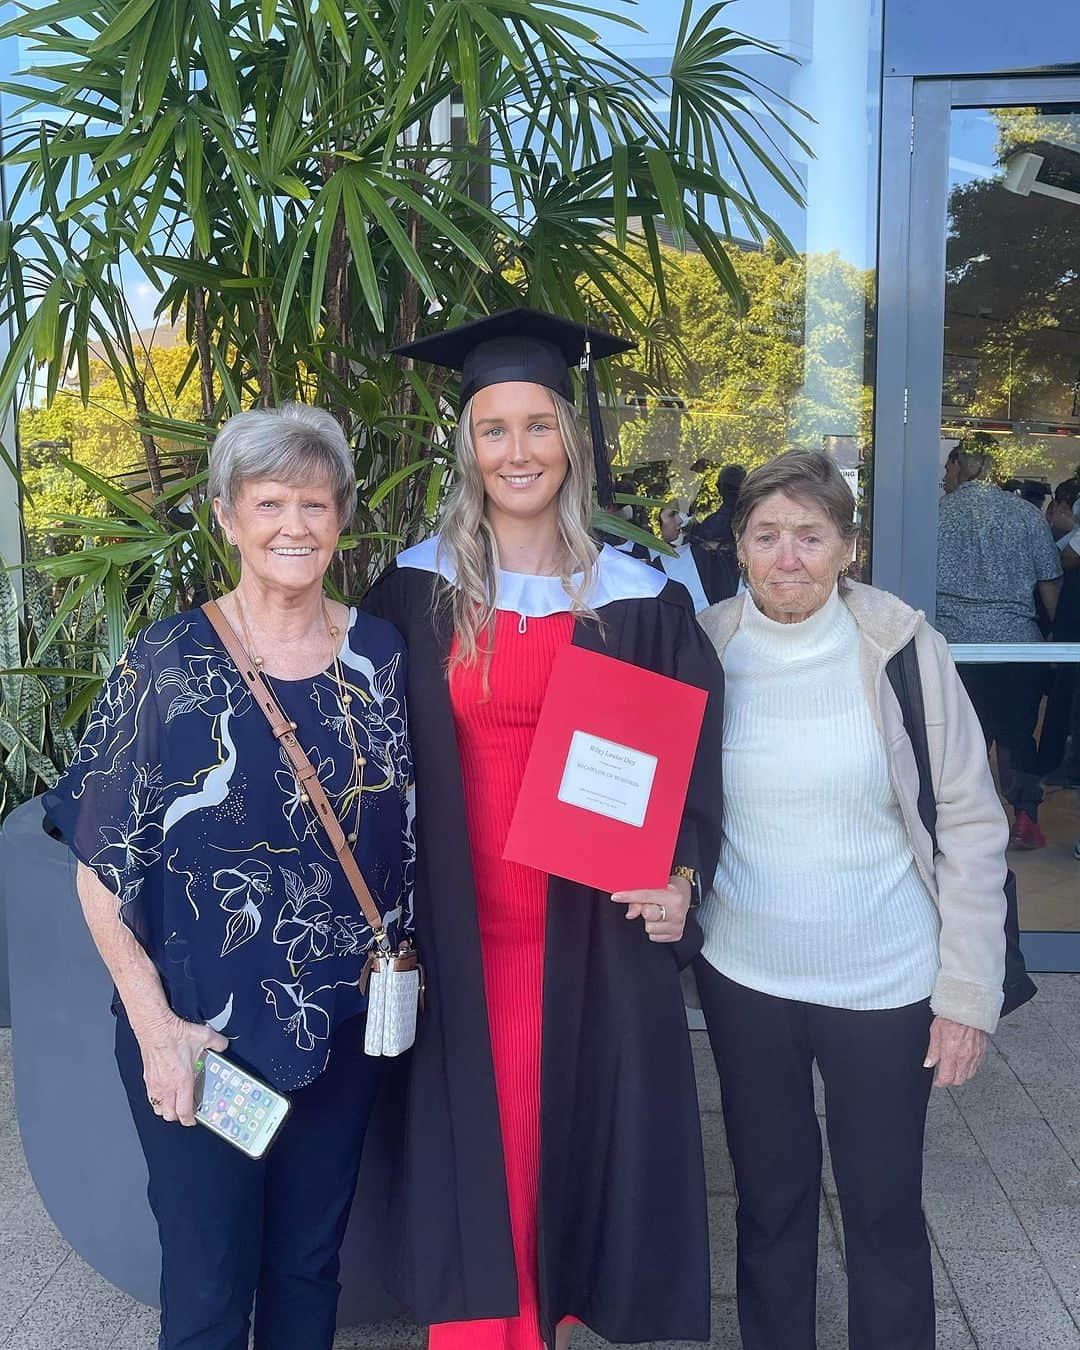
[{"xmin": 655, "ymin": 903, "xmax": 667, "ymax": 923}]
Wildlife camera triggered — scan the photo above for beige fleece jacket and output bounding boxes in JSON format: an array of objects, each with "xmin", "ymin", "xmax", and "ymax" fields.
[{"xmin": 698, "ymin": 581, "xmax": 1009, "ymax": 1034}]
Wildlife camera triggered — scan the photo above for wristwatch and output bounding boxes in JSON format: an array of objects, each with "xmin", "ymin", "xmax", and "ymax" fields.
[{"xmin": 671, "ymin": 864, "xmax": 701, "ymax": 908}]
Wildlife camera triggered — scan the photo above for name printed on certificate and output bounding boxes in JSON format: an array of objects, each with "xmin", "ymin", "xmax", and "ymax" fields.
[{"xmin": 556, "ymin": 730, "xmax": 658, "ymax": 829}]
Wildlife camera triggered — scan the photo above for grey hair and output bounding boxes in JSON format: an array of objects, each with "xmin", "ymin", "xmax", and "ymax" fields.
[
  {"xmin": 732, "ymin": 450, "xmax": 858, "ymax": 545},
  {"xmin": 209, "ymin": 404, "xmax": 356, "ymax": 526}
]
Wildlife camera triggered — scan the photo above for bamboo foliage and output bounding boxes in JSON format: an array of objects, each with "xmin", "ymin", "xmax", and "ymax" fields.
[{"xmin": 0, "ymin": 0, "xmax": 806, "ymax": 810}]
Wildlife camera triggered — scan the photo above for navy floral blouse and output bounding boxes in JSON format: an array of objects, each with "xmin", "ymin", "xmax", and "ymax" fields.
[{"xmin": 44, "ymin": 607, "xmax": 415, "ymax": 1090}]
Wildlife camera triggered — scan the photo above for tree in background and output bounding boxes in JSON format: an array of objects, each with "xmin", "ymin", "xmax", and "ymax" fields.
[
  {"xmin": 20, "ymin": 344, "xmax": 205, "ymax": 551},
  {"xmin": 606, "ymin": 241, "xmax": 873, "ymax": 514},
  {"xmin": 942, "ymin": 107, "xmax": 1080, "ymax": 487}
]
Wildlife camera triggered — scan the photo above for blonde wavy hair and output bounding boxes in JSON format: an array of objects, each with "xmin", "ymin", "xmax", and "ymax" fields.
[{"xmin": 439, "ymin": 390, "xmax": 599, "ymax": 672}]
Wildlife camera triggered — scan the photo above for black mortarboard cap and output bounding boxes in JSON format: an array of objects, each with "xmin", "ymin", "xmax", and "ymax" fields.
[{"xmin": 392, "ymin": 307, "xmax": 634, "ymax": 508}]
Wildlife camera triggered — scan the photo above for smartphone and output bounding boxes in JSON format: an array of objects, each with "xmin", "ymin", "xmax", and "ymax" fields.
[{"xmin": 193, "ymin": 1049, "xmax": 291, "ymax": 1159}]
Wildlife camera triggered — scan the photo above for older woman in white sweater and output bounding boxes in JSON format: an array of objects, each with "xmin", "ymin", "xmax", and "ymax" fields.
[{"xmin": 696, "ymin": 450, "xmax": 1008, "ymax": 1350}]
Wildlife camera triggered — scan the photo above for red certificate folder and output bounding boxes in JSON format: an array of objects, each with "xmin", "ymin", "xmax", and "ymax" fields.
[{"xmin": 502, "ymin": 645, "xmax": 709, "ymax": 893}]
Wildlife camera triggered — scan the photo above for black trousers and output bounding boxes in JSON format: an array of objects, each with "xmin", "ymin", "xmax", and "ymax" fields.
[
  {"xmin": 115, "ymin": 1010, "xmax": 381, "ymax": 1350},
  {"xmin": 696, "ymin": 962, "xmax": 935, "ymax": 1350},
  {"xmin": 958, "ymin": 662, "xmax": 1044, "ymax": 817}
]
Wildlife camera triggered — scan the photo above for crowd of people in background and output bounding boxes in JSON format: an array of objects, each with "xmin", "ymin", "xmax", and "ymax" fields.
[
  {"xmin": 936, "ymin": 433, "xmax": 1080, "ymax": 861},
  {"xmin": 599, "ymin": 462, "xmax": 748, "ymax": 614}
]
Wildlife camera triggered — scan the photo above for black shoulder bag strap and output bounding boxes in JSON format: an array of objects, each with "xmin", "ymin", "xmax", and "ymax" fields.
[
  {"xmin": 885, "ymin": 637, "xmax": 1036, "ymax": 1017},
  {"xmin": 886, "ymin": 640, "xmax": 938, "ymax": 850}
]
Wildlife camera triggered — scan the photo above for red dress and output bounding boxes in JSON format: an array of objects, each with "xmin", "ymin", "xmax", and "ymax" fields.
[{"xmin": 430, "ymin": 609, "xmax": 575, "ymax": 1350}]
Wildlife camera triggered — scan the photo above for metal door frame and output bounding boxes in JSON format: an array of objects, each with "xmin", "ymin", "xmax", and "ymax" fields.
[{"xmin": 874, "ymin": 73, "xmax": 1080, "ymax": 969}]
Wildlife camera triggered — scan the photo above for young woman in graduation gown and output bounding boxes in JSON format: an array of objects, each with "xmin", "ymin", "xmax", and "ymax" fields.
[{"xmin": 362, "ymin": 309, "xmax": 724, "ymax": 1350}]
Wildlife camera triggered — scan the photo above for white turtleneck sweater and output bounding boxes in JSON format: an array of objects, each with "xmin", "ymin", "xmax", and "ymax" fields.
[{"xmin": 700, "ymin": 586, "xmax": 941, "ymax": 1010}]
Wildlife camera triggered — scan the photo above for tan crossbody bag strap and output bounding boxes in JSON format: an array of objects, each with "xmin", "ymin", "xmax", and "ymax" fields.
[{"xmin": 202, "ymin": 600, "xmax": 391, "ymax": 952}]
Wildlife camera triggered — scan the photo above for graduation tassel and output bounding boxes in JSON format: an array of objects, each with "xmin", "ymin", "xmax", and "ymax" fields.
[{"xmin": 582, "ymin": 335, "xmax": 616, "ymax": 510}]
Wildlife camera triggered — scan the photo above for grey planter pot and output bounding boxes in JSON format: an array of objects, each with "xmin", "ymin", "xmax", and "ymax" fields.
[{"xmin": 0, "ymin": 796, "xmax": 406, "ymax": 1325}]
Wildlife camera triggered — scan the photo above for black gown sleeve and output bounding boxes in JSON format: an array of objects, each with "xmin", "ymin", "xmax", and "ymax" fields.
[
  {"xmin": 671, "ymin": 602, "xmax": 724, "ymax": 882},
  {"xmin": 359, "ymin": 563, "xmax": 400, "ymax": 626},
  {"xmin": 664, "ymin": 596, "xmax": 724, "ymax": 968}
]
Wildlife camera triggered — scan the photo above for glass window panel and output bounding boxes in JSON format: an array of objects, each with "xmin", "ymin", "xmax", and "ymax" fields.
[
  {"xmin": 936, "ymin": 104, "xmax": 1080, "ymax": 917},
  {"xmin": 592, "ymin": 1, "xmax": 883, "ymax": 583}
]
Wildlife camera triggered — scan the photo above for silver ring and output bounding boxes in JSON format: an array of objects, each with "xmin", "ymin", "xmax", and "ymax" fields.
[{"xmin": 657, "ymin": 903, "xmax": 667, "ymax": 923}]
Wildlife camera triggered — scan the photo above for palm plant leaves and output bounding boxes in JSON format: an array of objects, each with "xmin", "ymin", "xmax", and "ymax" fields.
[{"xmin": 0, "ymin": 0, "xmax": 808, "ymax": 813}]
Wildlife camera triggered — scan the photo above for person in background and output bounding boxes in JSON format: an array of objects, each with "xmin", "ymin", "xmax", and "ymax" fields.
[
  {"xmin": 1048, "ymin": 479, "xmax": 1080, "ymax": 543},
  {"xmin": 695, "ymin": 463, "xmax": 747, "ymax": 555},
  {"xmin": 1053, "ymin": 489, "xmax": 1080, "ymax": 861},
  {"xmin": 42, "ymin": 405, "xmax": 414, "ymax": 1350},
  {"xmin": 936, "ymin": 437, "xmax": 1062, "ymax": 849},
  {"xmin": 696, "ymin": 449, "xmax": 1008, "ymax": 1350},
  {"xmin": 1003, "ymin": 478, "xmax": 1052, "ymax": 512},
  {"xmin": 652, "ymin": 503, "xmax": 738, "ymax": 612},
  {"xmin": 1038, "ymin": 482, "xmax": 1080, "ymax": 791}
]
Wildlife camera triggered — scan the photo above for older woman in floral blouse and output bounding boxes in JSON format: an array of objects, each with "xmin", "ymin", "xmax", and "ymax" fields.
[{"xmin": 44, "ymin": 404, "xmax": 414, "ymax": 1350}]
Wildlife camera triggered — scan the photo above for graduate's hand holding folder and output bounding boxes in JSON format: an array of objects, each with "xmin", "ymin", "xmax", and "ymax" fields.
[{"xmin": 502, "ymin": 646, "xmax": 708, "ymax": 933}]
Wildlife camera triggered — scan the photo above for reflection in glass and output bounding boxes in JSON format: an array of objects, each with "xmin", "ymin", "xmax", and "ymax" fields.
[
  {"xmin": 600, "ymin": 1, "xmax": 882, "ymax": 581},
  {"xmin": 936, "ymin": 105, "xmax": 1080, "ymax": 925}
]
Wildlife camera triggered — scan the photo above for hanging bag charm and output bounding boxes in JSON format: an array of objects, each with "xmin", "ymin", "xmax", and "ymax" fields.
[{"xmin": 202, "ymin": 601, "xmax": 422, "ymax": 1057}]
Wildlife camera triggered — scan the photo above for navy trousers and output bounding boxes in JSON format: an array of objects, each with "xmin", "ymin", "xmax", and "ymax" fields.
[
  {"xmin": 696, "ymin": 962, "xmax": 935, "ymax": 1350},
  {"xmin": 115, "ymin": 1010, "xmax": 381, "ymax": 1350}
]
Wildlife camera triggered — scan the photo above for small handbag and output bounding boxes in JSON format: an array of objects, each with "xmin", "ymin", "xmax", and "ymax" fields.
[
  {"xmin": 886, "ymin": 637, "xmax": 1037, "ymax": 1017},
  {"xmin": 203, "ymin": 601, "xmax": 422, "ymax": 1057}
]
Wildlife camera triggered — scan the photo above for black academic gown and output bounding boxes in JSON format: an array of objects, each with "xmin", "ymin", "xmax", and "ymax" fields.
[{"xmin": 362, "ymin": 539, "xmax": 724, "ymax": 1349}]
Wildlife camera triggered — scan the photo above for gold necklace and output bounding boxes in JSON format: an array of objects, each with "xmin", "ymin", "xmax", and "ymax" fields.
[
  {"xmin": 232, "ymin": 593, "xmax": 366, "ymax": 849},
  {"xmin": 323, "ymin": 601, "xmax": 366, "ymax": 847}
]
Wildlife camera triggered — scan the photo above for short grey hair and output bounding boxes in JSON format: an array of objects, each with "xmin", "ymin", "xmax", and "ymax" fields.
[
  {"xmin": 209, "ymin": 404, "xmax": 356, "ymax": 526},
  {"xmin": 732, "ymin": 450, "xmax": 858, "ymax": 544}
]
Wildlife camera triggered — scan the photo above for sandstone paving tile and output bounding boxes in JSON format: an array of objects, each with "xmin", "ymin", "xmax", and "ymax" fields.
[
  {"xmin": 692, "ymin": 1035, "xmax": 722, "ymax": 1114},
  {"xmin": 1035, "ymin": 1000, "xmax": 1080, "ymax": 1065},
  {"xmin": 1022, "ymin": 1079, "xmax": 1080, "ymax": 1169},
  {"xmin": 1012, "ymin": 1200, "xmax": 1080, "ymax": 1322},
  {"xmin": 1028, "ymin": 974, "xmax": 1079, "ymax": 1002},
  {"xmin": 943, "ymin": 1248, "xmax": 1080, "ymax": 1350},
  {"xmin": 929, "ymin": 1085, "xmax": 987, "ymax": 1154},
  {"xmin": 922, "ymin": 1153, "xmax": 1034, "ymax": 1252},
  {"xmin": 708, "ymin": 1194, "xmax": 737, "ymax": 1298},
  {"xmin": 821, "ymin": 1142, "xmax": 837, "ymax": 1197},
  {"xmin": 333, "ymin": 1315, "xmax": 425, "ymax": 1348},
  {"xmin": 934, "ymin": 1297, "xmax": 978, "ymax": 1350},
  {"xmin": 993, "ymin": 1005, "xmax": 1080, "ymax": 1087},
  {"xmin": 2, "ymin": 1250, "xmax": 138, "ymax": 1350},
  {"xmin": 0, "ymin": 1223, "xmax": 69, "ymax": 1346},
  {"xmin": 930, "ymin": 1241, "xmax": 969, "ymax": 1317},
  {"xmin": 816, "ymin": 1202, "xmax": 848, "ymax": 1349},
  {"xmin": 950, "ymin": 1044, "xmax": 1044, "ymax": 1126},
  {"xmin": 0, "ymin": 1132, "xmax": 39, "ymax": 1230},
  {"xmin": 572, "ymin": 1300, "xmax": 743, "ymax": 1349},
  {"xmin": 106, "ymin": 1302, "xmax": 158, "ymax": 1349},
  {"xmin": 701, "ymin": 1110, "xmax": 734, "ymax": 1195},
  {"xmin": 949, "ymin": 1111, "xmax": 1080, "ymax": 1205}
]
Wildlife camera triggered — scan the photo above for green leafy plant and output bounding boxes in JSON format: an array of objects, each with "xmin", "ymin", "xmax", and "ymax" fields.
[
  {"xmin": 0, "ymin": 0, "xmax": 808, "ymax": 812},
  {"xmin": 0, "ymin": 562, "xmax": 108, "ymax": 814}
]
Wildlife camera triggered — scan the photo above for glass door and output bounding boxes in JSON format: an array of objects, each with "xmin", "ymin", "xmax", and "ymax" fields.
[{"xmin": 876, "ymin": 75, "xmax": 1080, "ymax": 969}]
